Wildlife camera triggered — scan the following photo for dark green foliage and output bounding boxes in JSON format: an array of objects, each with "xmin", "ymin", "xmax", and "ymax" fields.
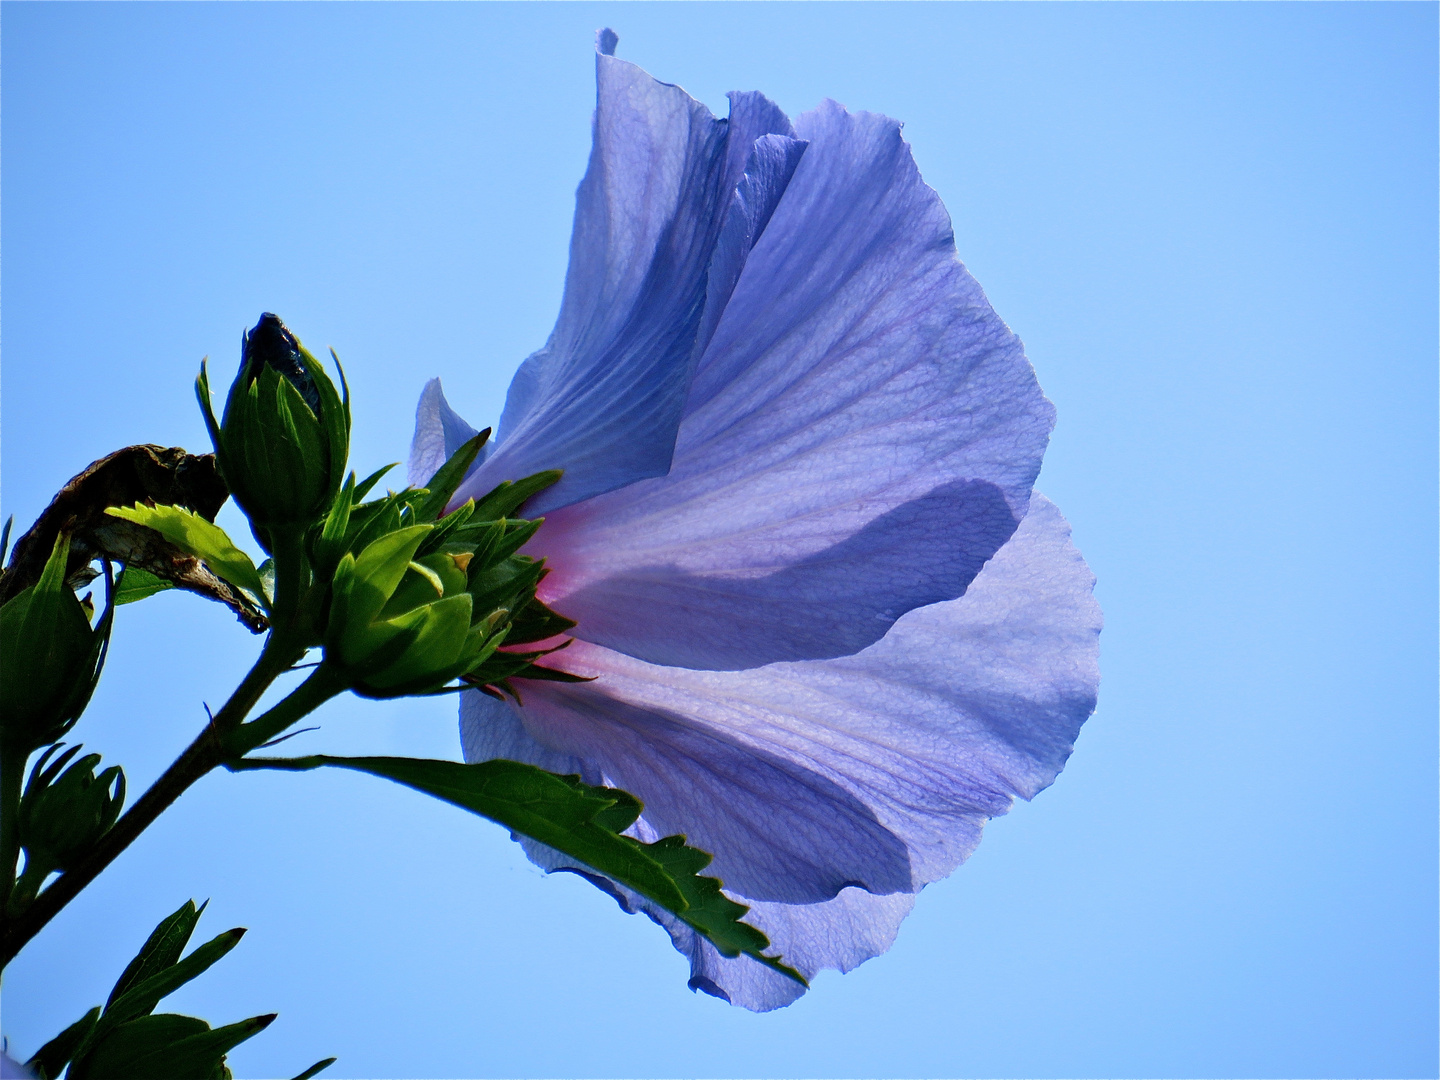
[
  {"xmin": 112, "ymin": 566, "xmax": 175, "ymax": 605},
  {"xmin": 291, "ymin": 1057, "xmax": 340, "ymax": 1080},
  {"xmin": 303, "ymin": 437, "xmax": 574, "ymax": 696},
  {"xmin": 229, "ymin": 755, "xmax": 804, "ymax": 984},
  {"xmin": 27, "ymin": 901, "xmax": 331, "ymax": 1080},
  {"xmin": 106, "ymin": 900, "xmax": 208, "ymax": 1007},
  {"xmin": 11, "ymin": 745, "xmax": 125, "ymax": 912},
  {"xmin": 68, "ymin": 1012, "xmax": 276, "ymax": 1080},
  {"xmin": 0, "ymin": 534, "xmax": 114, "ymax": 753},
  {"xmin": 25, "ymin": 1008, "xmax": 99, "ymax": 1080}
]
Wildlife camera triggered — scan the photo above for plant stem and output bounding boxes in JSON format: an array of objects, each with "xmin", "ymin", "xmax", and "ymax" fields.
[
  {"xmin": 270, "ymin": 527, "xmax": 309, "ymax": 627},
  {"xmin": 223, "ymin": 665, "xmax": 346, "ymax": 759},
  {"xmin": 0, "ymin": 634, "xmax": 309, "ymax": 968},
  {"xmin": 0, "ymin": 747, "xmax": 26, "ymax": 912}
]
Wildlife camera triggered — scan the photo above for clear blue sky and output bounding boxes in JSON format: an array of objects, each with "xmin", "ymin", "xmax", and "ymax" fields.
[{"xmin": 3, "ymin": 3, "xmax": 1435, "ymax": 1078}]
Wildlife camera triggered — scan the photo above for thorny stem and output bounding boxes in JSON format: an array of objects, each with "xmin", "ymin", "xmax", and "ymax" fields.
[{"xmin": 0, "ymin": 630, "xmax": 310, "ymax": 969}]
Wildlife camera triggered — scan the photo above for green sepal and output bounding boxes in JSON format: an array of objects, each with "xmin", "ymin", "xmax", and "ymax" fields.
[
  {"xmin": 471, "ymin": 469, "xmax": 563, "ymax": 521},
  {"xmin": 467, "ymin": 554, "xmax": 546, "ymax": 622},
  {"xmin": 13, "ymin": 745, "xmax": 126, "ymax": 899},
  {"xmin": 25, "ymin": 1006, "xmax": 100, "ymax": 1080},
  {"xmin": 351, "ymin": 463, "xmax": 396, "ymax": 503},
  {"xmin": 504, "ymin": 595, "xmax": 577, "ymax": 645},
  {"xmin": 491, "ymin": 518, "xmax": 544, "ymax": 562},
  {"xmin": 376, "ymin": 553, "xmax": 468, "ymax": 623},
  {"xmin": 0, "ymin": 534, "xmax": 113, "ymax": 751},
  {"xmin": 228, "ymin": 756, "xmax": 802, "ymax": 982},
  {"xmin": 311, "ymin": 472, "xmax": 357, "ymax": 578},
  {"xmin": 113, "ymin": 566, "xmax": 175, "ymax": 605},
  {"xmin": 508, "ymin": 663, "xmax": 593, "ymax": 685},
  {"xmin": 412, "ymin": 431, "xmax": 492, "ymax": 522},
  {"xmin": 415, "ymin": 501, "xmax": 476, "ymax": 559},
  {"xmin": 299, "ymin": 343, "xmax": 350, "ymax": 512},
  {"xmin": 105, "ymin": 504, "xmax": 269, "ymax": 612},
  {"xmin": 196, "ymin": 360, "xmax": 233, "ymax": 487},
  {"xmin": 327, "ymin": 525, "xmax": 432, "ymax": 641}
]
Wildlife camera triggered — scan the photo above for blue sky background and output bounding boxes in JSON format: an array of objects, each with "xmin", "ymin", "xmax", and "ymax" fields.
[{"xmin": 2, "ymin": 3, "xmax": 1435, "ymax": 1078}]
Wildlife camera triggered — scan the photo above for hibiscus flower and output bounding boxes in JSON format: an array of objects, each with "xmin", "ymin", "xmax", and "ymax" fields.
[{"xmin": 408, "ymin": 30, "xmax": 1101, "ymax": 1011}]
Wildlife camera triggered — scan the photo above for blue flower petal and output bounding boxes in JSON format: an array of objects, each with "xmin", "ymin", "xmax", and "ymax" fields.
[
  {"xmin": 463, "ymin": 496, "xmax": 1101, "ymax": 1008},
  {"xmin": 407, "ymin": 377, "xmax": 484, "ymax": 488},
  {"xmin": 532, "ymin": 100, "xmax": 1055, "ymax": 669},
  {"xmin": 453, "ymin": 36, "xmax": 797, "ymax": 515}
]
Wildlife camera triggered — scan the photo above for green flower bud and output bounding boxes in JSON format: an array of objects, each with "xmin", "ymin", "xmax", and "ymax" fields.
[
  {"xmin": 10, "ymin": 744, "xmax": 125, "ymax": 913},
  {"xmin": 324, "ymin": 528, "xmax": 505, "ymax": 698},
  {"xmin": 196, "ymin": 313, "xmax": 350, "ymax": 542},
  {"xmin": 0, "ymin": 534, "xmax": 112, "ymax": 753}
]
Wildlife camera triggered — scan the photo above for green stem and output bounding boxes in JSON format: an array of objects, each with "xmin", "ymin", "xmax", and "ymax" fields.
[
  {"xmin": 213, "ymin": 633, "xmax": 306, "ymax": 731},
  {"xmin": 223, "ymin": 665, "xmax": 347, "ymax": 759},
  {"xmin": 7, "ymin": 859, "xmax": 52, "ymax": 918},
  {"xmin": 270, "ymin": 527, "xmax": 309, "ymax": 628},
  {"xmin": 0, "ymin": 633, "xmax": 309, "ymax": 969},
  {"xmin": 0, "ymin": 746, "xmax": 26, "ymax": 912}
]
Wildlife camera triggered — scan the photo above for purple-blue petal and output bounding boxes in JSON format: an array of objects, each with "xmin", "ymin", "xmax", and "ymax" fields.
[
  {"xmin": 453, "ymin": 35, "xmax": 797, "ymax": 515},
  {"xmin": 462, "ymin": 497, "xmax": 1101, "ymax": 1008},
  {"xmin": 406, "ymin": 377, "xmax": 484, "ymax": 489},
  {"xmin": 532, "ymin": 100, "xmax": 1055, "ymax": 669}
]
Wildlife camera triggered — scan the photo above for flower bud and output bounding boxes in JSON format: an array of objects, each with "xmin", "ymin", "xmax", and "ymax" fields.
[
  {"xmin": 197, "ymin": 313, "xmax": 350, "ymax": 540},
  {"xmin": 10, "ymin": 744, "xmax": 125, "ymax": 913},
  {"xmin": 0, "ymin": 534, "xmax": 112, "ymax": 753},
  {"xmin": 324, "ymin": 527, "xmax": 506, "ymax": 698}
]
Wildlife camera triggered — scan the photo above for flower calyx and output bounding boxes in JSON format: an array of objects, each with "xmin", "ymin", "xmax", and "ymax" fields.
[
  {"xmin": 196, "ymin": 313, "xmax": 351, "ymax": 547},
  {"xmin": 0, "ymin": 533, "xmax": 114, "ymax": 754},
  {"xmin": 10, "ymin": 743, "xmax": 125, "ymax": 915},
  {"xmin": 315, "ymin": 432, "xmax": 575, "ymax": 699}
]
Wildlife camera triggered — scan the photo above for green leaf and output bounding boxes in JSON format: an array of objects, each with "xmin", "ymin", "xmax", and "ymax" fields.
[
  {"xmin": 104, "ymin": 504, "xmax": 268, "ymax": 611},
  {"xmin": 229, "ymin": 755, "xmax": 803, "ymax": 982},
  {"xmin": 290, "ymin": 1056, "xmax": 339, "ymax": 1080},
  {"xmin": 471, "ymin": 469, "xmax": 563, "ymax": 521},
  {"xmin": 412, "ymin": 430, "xmax": 491, "ymax": 522},
  {"xmin": 25, "ymin": 1006, "xmax": 99, "ymax": 1080},
  {"xmin": 70, "ymin": 1012, "xmax": 275, "ymax": 1080},
  {"xmin": 68, "ymin": 1013, "xmax": 210, "ymax": 1080},
  {"xmin": 106, "ymin": 900, "xmax": 207, "ymax": 1008},
  {"xmin": 113, "ymin": 566, "xmax": 175, "ymax": 605},
  {"xmin": 646, "ymin": 837, "xmax": 806, "ymax": 984},
  {"xmin": 103, "ymin": 928, "xmax": 247, "ymax": 1028}
]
